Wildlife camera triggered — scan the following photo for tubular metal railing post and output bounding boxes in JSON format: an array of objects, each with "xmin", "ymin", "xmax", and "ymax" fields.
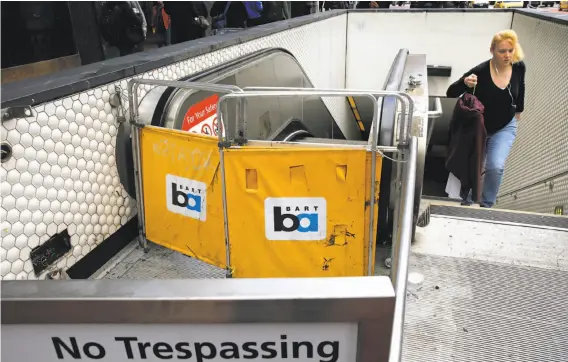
[{"xmin": 388, "ymin": 136, "xmax": 418, "ymax": 362}]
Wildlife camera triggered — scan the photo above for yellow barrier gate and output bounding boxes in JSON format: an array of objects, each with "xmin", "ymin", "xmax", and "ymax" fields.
[
  {"xmin": 223, "ymin": 146, "xmax": 381, "ymax": 277},
  {"xmin": 129, "ymin": 80, "xmax": 413, "ymax": 278},
  {"xmin": 138, "ymin": 126, "xmax": 380, "ymax": 277},
  {"xmin": 140, "ymin": 127, "xmax": 227, "ymax": 269}
]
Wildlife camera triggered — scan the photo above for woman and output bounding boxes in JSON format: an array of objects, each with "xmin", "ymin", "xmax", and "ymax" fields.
[{"xmin": 447, "ymin": 30, "xmax": 526, "ymax": 208}]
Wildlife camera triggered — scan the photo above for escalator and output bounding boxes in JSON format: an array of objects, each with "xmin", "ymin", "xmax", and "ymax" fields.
[{"xmin": 118, "ymin": 48, "xmax": 362, "ymax": 199}]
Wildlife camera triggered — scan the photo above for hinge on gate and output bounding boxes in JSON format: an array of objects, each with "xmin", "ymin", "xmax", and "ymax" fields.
[
  {"xmin": 234, "ymin": 137, "xmax": 248, "ymax": 146},
  {"xmin": 1, "ymin": 106, "xmax": 33, "ymax": 122},
  {"xmin": 218, "ymin": 141, "xmax": 232, "ymax": 148}
]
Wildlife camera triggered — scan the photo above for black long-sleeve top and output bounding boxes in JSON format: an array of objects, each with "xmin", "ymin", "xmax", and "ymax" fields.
[{"xmin": 447, "ymin": 60, "xmax": 526, "ymax": 134}]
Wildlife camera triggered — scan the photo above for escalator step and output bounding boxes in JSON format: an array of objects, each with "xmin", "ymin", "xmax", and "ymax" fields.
[{"xmin": 429, "ymin": 205, "xmax": 568, "ymax": 229}]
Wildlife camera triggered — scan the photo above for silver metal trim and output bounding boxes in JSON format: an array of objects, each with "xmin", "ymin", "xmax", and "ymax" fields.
[
  {"xmin": 388, "ymin": 136, "xmax": 418, "ymax": 362},
  {"xmin": 282, "ymin": 129, "xmax": 311, "ymax": 142},
  {"xmin": 427, "ymin": 97, "xmax": 442, "ymax": 119},
  {"xmin": 1, "ymin": 277, "xmax": 395, "ymax": 324},
  {"xmin": 2, "ymin": 277, "xmax": 395, "ymax": 361}
]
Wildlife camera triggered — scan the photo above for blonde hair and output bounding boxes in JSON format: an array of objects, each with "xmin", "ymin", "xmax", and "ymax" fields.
[{"xmin": 491, "ymin": 30, "xmax": 525, "ymax": 63}]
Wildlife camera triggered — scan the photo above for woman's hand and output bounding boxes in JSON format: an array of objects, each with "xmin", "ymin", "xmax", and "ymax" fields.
[
  {"xmin": 515, "ymin": 112, "xmax": 521, "ymax": 121},
  {"xmin": 464, "ymin": 74, "xmax": 478, "ymax": 88}
]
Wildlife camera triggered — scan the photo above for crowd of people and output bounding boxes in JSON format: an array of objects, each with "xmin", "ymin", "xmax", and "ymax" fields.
[{"xmin": 100, "ymin": 1, "xmax": 324, "ymax": 56}]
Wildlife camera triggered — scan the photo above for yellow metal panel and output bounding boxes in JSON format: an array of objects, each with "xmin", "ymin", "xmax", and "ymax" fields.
[
  {"xmin": 139, "ymin": 126, "xmax": 227, "ymax": 269},
  {"xmin": 224, "ymin": 147, "xmax": 382, "ymax": 278}
]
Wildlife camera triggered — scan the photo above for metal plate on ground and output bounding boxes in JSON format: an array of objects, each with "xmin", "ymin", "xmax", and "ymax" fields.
[
  {"xmin": 102, "ymin": 243, "xmax": 226, "ymax": 279},
  {"xmin": 403, "ymin": 253, "xmax": 568, "ymax": 362},
  {"xmin": 430, "ymin": 205, "xmax": 568, "ymax": 229}
]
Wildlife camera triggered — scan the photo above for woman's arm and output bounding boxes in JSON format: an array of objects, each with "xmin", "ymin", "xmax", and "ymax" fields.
[{"xmin": 446, "ymin": 64, "xmax": 482, "ymax": 98}]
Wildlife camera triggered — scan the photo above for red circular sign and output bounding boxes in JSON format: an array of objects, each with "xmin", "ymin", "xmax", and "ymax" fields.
[
  {"xmin": 212, "ymin": 118, "xmax": 219, "ymax": 136},
  {"xmin": 201, "ymin": 124, "xmax": 212, "ymax": 135}
]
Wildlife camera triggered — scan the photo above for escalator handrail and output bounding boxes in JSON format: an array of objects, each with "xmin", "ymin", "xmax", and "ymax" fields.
[{"xmin": 242, "ymin": 86, "xmax": 413, "ymax": 147}]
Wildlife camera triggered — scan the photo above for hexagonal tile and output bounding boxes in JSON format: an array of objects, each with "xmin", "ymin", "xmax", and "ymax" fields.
[
  {"xmin": 24, "ymin": 146, "xmax": 37, "ymax": 160},
  {"xmin": 6, "ymin": 169, "xmax": 20, "ymax": 184},
  {"xmin": 1, "ymin": 261, "xmax": 11, "ymax": 277},
  {"xmin": 19, "ymin": 172, "xmax": 33, "ymax": 187},
  {"xmin": 54, "ymin": 141, "xmax": 65, "ymax": 155},
  {"xmin": 68, "ymin": 122, "xmax": 79, "ymax": 135},
  {"xmin": 15, "ymin": 197, "xmax": 28, "ymax": 212},
  {"xmin": 6, "ymin": 247, "xmax": 20, "ymax": 262},
  {"xmin": 50, "ymin": 200, "xmax": 62, "ymax": 213},
  {"xmin": 19, "ymin": 246, "xmax": 31, "ymax": 260},
  {"xmin": 0, "ymin": 182, "xmax": 7, "ymax": 197},
  {"xmin": 24, "ymin": 184, "xmax": 36, "ymax": 199},
  {"xmin": 31, "ymin": 209, "xmax": 43, "ymax": 223},
  {"xmin": 76, "ymin": 191, "xmax": 86, "ymax": 203},
  {"xmin": 68, "ymin": 156, "xmax": 78, "ymax": 169},
  {"xmin": 16, "ymin": 119, "xmax": 29, "ymax": 133},
  {"xmin": 32, "ymin": 136, "xmax": 45, "ymax": 150},
  {"xmin": 46, "ymin": 223, "xmax": 58, "ymax": 235},
  {"xmin": 28, "ymin": 234, "xmax": 40, "ymax": 248},
  {"xmin": 63, "ymin": 111, "xmax": 74, "ymax": 126},
  {"xmin": 11, "ymin": 259, "xmax": 25, "ymax": 274},
  {"xmin": 53, "ymin": 212, "xmax": 65, "ymax": 225},
  {"xmin": 24, "ymin": 222, "xmax": 36, "ymax": 237},
  {"xmin": 73, "ymin": 212, "xmax": 82, "ymax": 225},
  {"xmin": 28, "ymin": 122, "xmax": 41, "ymax": 137},
  {"xmin": 62, "ymin": 132, "xmax": 72, "ymax": 146},
  {"xmin": 15, "ymin": 234, "xmax": 29, "ymax": 249},
  {"xmin": 20, "ymin": 133, "xmax": 33, "ymax": 148},
  {"xmin": 43, "ymin": 211, "xmax": 54, "ymax": 225},
  {"xmin": 37, "ymin": 112, "xmax": 49, "ymax": 126},
  {"xmin": 36, "ymin": 149, "xmax": 48, "ymax": 163},
  {"xmin": 3, "ymin": 234, "xmax": 16, "ymax": 249},
  {"xmin": 19, "ymin": 209, "xmax": 32, "ymax": 224},
  {"xmin": 11, "ymin": 183, "xmax": 24, "ymax": 199},
  {"xmin": 15, "ymin": 157, "xmax": 29, "ymax": 173},
  {"xmin": 31, "ymin": 173, "xmax": 44, "ymax": 187},
  {"xmin": 72, "ymin": 245, "xmax": 82, "ymax": 257},
  {"xmin": 7, "ymin": 129, "xmax": 21, "ymax": 144},
  {"xmin": 55, "ymin": 105, "xmax": 66, "ymax": 119},
  {"xmin": 43, "ymin": 175, "xmax": 54, "ymax": 189},
  {"xmin": 64, "ymin": 213, "xmax": 74, "ymax": 225},
  {"xmin": 71, "ymin": 134, "xmax": 82, "ymax": 147},
  {"xmin": 46, "ymin": 188, "xmax": 57, "ymax": 202},
  {"xmin": 51, "ymin": 129, "xmax": 62, "ymax": 142},
  {"xmin": 46, "ymin": 152, "xmax": 58, "ymax": 165},
  {"xmin": 60, "ymin": 200, "xmax": 71, "ymax": 213}
]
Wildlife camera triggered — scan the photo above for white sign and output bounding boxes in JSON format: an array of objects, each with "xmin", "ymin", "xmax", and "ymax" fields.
[
  {"xmin": 182, "ymin": 95, "xmax": 224, "ymax": 137},
  {"xmin": 2, "ymin": 323, "xmax": 357, "ymax": 362},
  {"xmin": 166, "ymin": 174, "xmax": 207, "ymax": 221},
  {"xmin": 264, "ymin": 198, "xmax": 327, "ymax": 241}
]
